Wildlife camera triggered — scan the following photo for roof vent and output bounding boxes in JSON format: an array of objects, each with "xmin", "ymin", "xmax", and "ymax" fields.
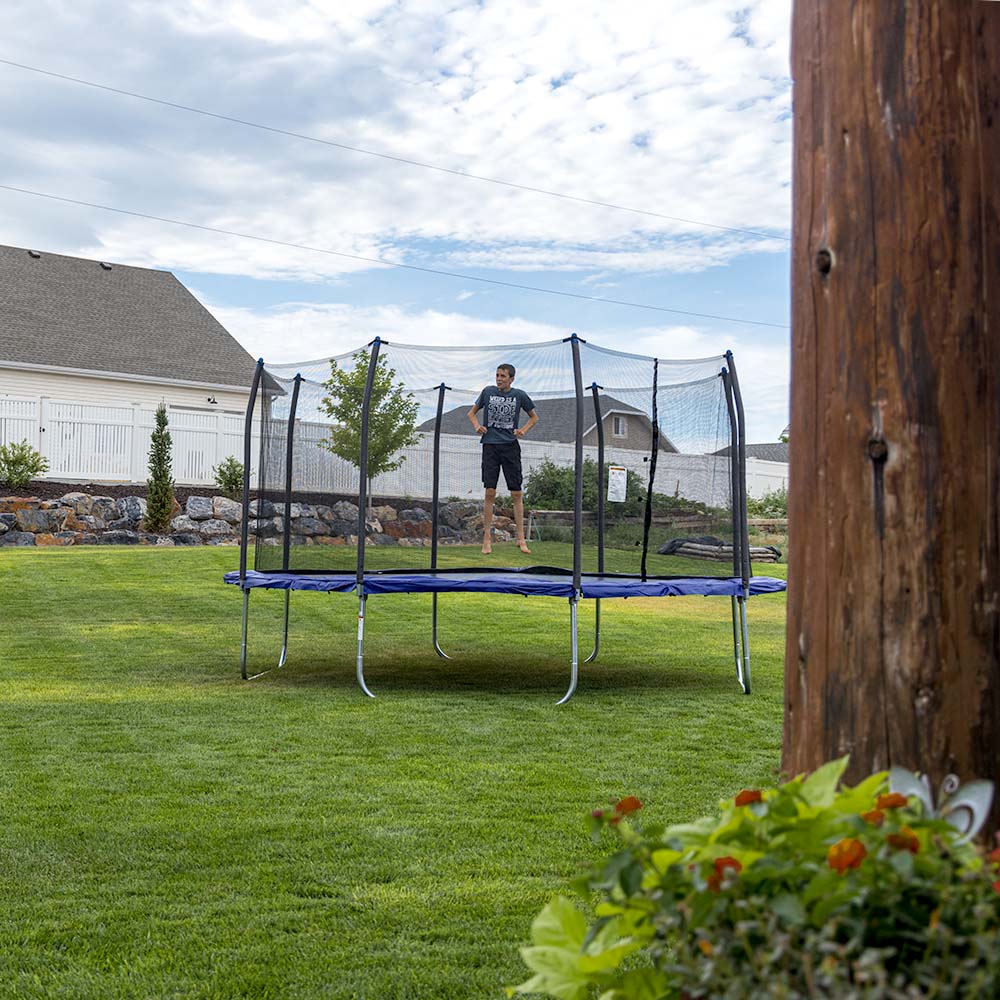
[
  {"xmin": 27, "ymin": 250, "xmax": 41, "ymax": 259},
  {"xmin": 100, "ymin": 262, "xmax": 113, "ymax": 270}
]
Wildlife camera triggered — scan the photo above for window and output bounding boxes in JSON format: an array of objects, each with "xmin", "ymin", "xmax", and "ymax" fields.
[{"xmin": 612, "ymin": 415, "xmax": 627, "ymax": 437}]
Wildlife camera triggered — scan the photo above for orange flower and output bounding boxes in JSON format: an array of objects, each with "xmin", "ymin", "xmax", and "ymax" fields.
[
  {"xmin": 734, "ymin": 789, "xmax": 763, "ymax": 807},
  {"xmin": 714, "ymin": 856, "xmax": 743, "ymax": 876},
  {"xmin": 861, "ymin": 809, "xmax": 885, "ymax": 826},
  {"xmin": 828, "ymin": 838, "xmax": 867, "ymax": 874},
  {"xmin": 615, "ymin": 795, "xmax": 643, "ymax": 816},
  {"xmin": 876, "ymin": 792, "xmax": 908, "ymax": 810},
  {"xmin": 698, "ymin": 939, "xmax": 714, "ymax": 957},
  {"xmin": 887, "ymin": 826, "xmax": 920, "ymax": 854}
]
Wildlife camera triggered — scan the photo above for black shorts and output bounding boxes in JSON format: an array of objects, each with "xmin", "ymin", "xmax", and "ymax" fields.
[{"xmin": 482, "ymin": 442, "xmax": 523, "ymax": 491}]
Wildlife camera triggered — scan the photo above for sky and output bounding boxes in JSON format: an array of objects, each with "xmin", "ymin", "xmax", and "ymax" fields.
[{"xmin": 0, "ymin": 0, "xmax": 792, "ymax": 442}]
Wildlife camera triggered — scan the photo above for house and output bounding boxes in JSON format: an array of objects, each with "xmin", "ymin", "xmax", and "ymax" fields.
[
  {"xmin": 712, "ymin": 442, "xmax": 789, "ymax": 463},
  {"xmin": 0, "ymin": 244, "xmax": 257, "ymax": 484},
  {"xmin": 418, "ymin": 394, "xmax": 678, "ymax": 453}
]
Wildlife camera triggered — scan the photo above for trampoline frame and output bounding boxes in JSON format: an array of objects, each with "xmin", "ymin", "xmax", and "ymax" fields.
[{"xmin": 233, "ymin": 334, "xmax": 763, "ymax": 701}]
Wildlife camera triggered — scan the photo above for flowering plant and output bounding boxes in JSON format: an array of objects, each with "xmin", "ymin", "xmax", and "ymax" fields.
[{"xmin": 510, "ymin": 759, "xmax": 1000, "ymax": 999}]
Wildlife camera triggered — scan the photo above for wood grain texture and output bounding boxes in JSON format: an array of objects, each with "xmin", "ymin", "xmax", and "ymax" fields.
[{"xmin": 785, "ymin": 0, "xmax": 1000, "ymax": 822}]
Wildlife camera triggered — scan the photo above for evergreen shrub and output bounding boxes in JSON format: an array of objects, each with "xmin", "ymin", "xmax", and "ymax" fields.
[
  {"xmin": 146, "ymin": 404, "xmax": 175, "ymax": 532},
  {"xmin": 0, "ymin": 439, "xmax": 49, "ymax": 489}
]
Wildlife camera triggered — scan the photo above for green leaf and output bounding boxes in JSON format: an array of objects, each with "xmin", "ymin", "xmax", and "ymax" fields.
[
  {"xmin": 799, "ymin": 757, "xmax": 850, "ymax": 807},
  {"xmin": 531, "ymin": 896, "xmax": 588, "ymax": 949},
  {"xmin": 771, "ymin": 892, "xmax": 807, "ymax": 926},
  {"xmin": 518, "ymin": 947, "xmax": 590, "ymax": 1000}
]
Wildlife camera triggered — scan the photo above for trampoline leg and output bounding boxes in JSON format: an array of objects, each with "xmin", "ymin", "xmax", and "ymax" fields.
[
  {"xmin": 738, "ymin": 596, "xmax": 752, "ymax": 695},
  {"xmin": 730, "ymin": 595, "xmax": 743, "ymax": 690},
  {"xmin": 357, "ymin": 594, "xmax": 375, "ymax": 698},
  {"xmin": 240, "ymin": 589, "xmax": 250, "ymax": 680},
  {"xmin": 278, "ymin": 590, "xmax": 290, "ymax": 668},
  {"xmin": 432, "ymin": 593, "xmax": 451, "ymax": 659},
  {"xmin": 556, "ymin": 595, "xmax": 580, "ymax": 705},
  {"xmin": 584, "ymin": 598, "xmax": 601, "ymax": 663}
]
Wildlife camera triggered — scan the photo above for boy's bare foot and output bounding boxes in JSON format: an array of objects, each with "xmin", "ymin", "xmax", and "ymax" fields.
[
  {"xmin": 482, "ymin": 542, "xmax": 492, "ymax": 555},
  {"xmin": 517, "ymin": 540, "xmax": 531, "ymax": 554}
]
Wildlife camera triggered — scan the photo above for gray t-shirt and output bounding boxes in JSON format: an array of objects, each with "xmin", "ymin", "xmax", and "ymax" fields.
[{"xmin": 475, "ymin": 387, "xmax": 536, "ymax": 445}]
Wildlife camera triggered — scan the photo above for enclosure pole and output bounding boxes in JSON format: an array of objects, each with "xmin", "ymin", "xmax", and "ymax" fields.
[
  {"xmin": 239, "ymin": 359, "xmax": 265, "ymax": 584},
  {"xmin": 356, "ymin": 594, "xmax": 374, "ymax": 698},
  {"xmin": 280, "ymin": 374, "xmax": 303, "ymax": 572},
  {"xmin": 431, "ymin": 381, "xmax": 451, "ymax": 659},
  {"xmin": 356, "ymin": 338, "xmax": 382, "ymax": 589},
  {"xmin": 586, "ymin": 383, "xmax": 605, "ymax": 663},
  {"xmin": 640, "ymin": 359, "xmax": 659, "ymax": 580},
  {"xmin": 569, "ymin": 334, "xmax": 585, "ymax": 591},
  {"xmin": 786, "ymin": 0, "xmax": 1000, "ymax": 822},
  {"xmin": 726, "ymin": 352, "xmax": 751, "ymax": 588},
  {"xmin": 722, "ymin": 368, "xmax": 747, "ymax": 691}
]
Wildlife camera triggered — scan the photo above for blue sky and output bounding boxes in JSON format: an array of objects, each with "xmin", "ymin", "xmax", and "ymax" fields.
[{"xmin": 1, "ymin": 0, "xmax": 792, "ymax": 440}]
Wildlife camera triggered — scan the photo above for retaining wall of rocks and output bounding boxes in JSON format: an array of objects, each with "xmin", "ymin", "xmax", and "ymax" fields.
[{"xmin": 0, "ymin": 493, "xmax": 508, "ymax": 547}]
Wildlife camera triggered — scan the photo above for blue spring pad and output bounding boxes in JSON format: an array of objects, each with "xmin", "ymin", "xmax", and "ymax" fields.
[{"xmin": 224, "ymin": 570, "xmax": 786, "ymax": 599}]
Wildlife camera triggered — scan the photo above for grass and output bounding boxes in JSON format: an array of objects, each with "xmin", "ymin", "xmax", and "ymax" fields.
[{"xmin": 0, "ymin": 544, "xmax": 787, "ymax": 999}]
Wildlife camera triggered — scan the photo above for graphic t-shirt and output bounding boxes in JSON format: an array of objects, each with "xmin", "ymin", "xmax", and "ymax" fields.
[{"xmin": 475, "ymin": 386, "xmax": 535, "ymax": 445}]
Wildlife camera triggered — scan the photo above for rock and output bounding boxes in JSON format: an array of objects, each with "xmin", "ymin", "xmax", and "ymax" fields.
[
  {"xmin": 249, "ymin": 498, "xmax": 275, "ymax": 518},
  {"xmin": 117, "ymin": 496, "xmax": 147, "ymax": 526},
  {"xmin": 314, "ymin": 504, "xmax": 332, "ymax": 520},
  {"xmin": 0, "ymin": 521, "xmax": 6, "ymax": 536},
  {"xmin": 325, "ymin": 519, "xmax": 356, "ymax": 538},
  {"xmin": 440, "ymin": 501, "xmax": 481, "ymax": 530},
  {"xmin": 170, "ymin": 514, "xmax": 200, "ymax": 533},
  {"xmin": 0, "ymin": 513, "xmax": 16, "ymax": 530},
  {"xmin": 399, "ymin": 507, "xmax": 430, "ymax": 522},
  {"xmin": 287, "ymin": 502, "xmax": 316, "ymax": 519},
  {"xmin": 1, "ymin": 531, "xmax": 36, "ymax": 546},
  {"xmin": 72, "ymin": 533, "xmax": 99, "ymax": 545},
  {"xmin": 186, "ymin": 496, "xmax": 214, "ymax": 520},
  {"xmin": 99, "ymin": 530, "xmax": 140, "ymax": 545},
  {"xmin": 331, "ymin": 500, "xmax": 359, "ymax": 521},
  {"xmin": 213, "ymin": 497, "xmax": 243, "ymax": 524},
  {"xmin": 154, "ymin": 536, "xmax": 175, "ymax": 546},
  {"xmin": 65, "ymin": 513, "xmax": 104, "ymax": 532},
  {"xmin": 250, "ymin": 517, "xmax": 283, "ymax": 538},
  {"xmin": 91, "ymin": 496, "xmax": 118, "ymax": 521},
  {"xmin": 367, "ymin": 533, "xmax": 397, "ymax": 546},
  {"xmin": 372, "ymin": 505, "xmax": 397, "ymax": 522},
  {"xmin": 16, "ymin": 508, "xmax": 66, "ymax": 533},
  {"xmin": 58, "ymin": 492, "xmax": 93, "ymax": 515},
  {"xmin": 492, "ymin": 516, "xmax": 514, "ymax": 530},
  {"xmin": 365, "ymin": 518, "xmax": 382, "ymax": 534},
  {"xmin": 197, "ymin": 518, "xmax": 234, "ymax": 537},
  {"xmin": 295, "ymin": 517, "xmax": 331, "ymax": 537},
  {"xmin": 105, "ymin": 518, "xmax": 131, "ymax": 532},
  {"xmin": 0, "ymin": 498, "xmax": 40, "ymax": 514},
  {"xmin": 437, "ymin": 525, "xmax": 461, "ymax": 538},
  {"xmin": 171, "ymin": 532, "xmax": 204, "ymax": 546},
  {"xmin": 36, "ymin": 532, "xmax": 75, "ymax": 546}
]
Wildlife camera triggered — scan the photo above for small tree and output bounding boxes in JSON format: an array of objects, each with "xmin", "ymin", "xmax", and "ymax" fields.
[
  {"xmin": 319, "ymin": 351, "xmax": 419, "ymax": 509},
  {"xmin": 145, "ymin": 404, "xmax": 175, "ymax": 532},
  {"xmin": 212, "ymin": 456, "xmax": 244, "ymax": 501},
  {"xmin": 0, "ymin": 439, "xmax": 49, "ymax": 490}
]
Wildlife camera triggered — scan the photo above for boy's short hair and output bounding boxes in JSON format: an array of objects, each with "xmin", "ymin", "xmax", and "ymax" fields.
[{"xmin": 497, "ymin": 363, "xmax": 516, "ymax": 378}]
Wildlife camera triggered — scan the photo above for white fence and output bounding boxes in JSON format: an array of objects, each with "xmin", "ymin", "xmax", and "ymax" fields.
[{"xmin": 0, "ymin": 395, "xmax": 788, "ymax": 500}]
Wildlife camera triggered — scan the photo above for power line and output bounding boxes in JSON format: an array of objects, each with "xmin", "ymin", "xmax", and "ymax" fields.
[
  {"xmin": 0, "ymin": 57, "xmax": 791, "ymax": 243},
  {"xmin": 0, "ymin": 183, "xmax": 790, "ymax": 329}
]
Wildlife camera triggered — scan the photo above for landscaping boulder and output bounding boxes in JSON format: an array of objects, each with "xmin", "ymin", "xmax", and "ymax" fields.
[
  {"xmin": 440, "ymin": 501, "xmax": 480, "ymax": 530},
  {"xmin": 58, "ymin": 492, "xmax": 93, "ymax": 515},
  {"xmin": 197, "ymin": 518, "xmax": 234, "ymax": 538},
  {"xmin": 399, "ymin": 507, "xmax": 430, "ymax": 522},
  {"xmin": 99, "ymin": 530, "xmax": 140, "ymax": 545},
  {"xmin": 91, "ymin": 496, "xmax": 119, "ymax": 521},
  {"xmin": 213, "ymin": 497, "xmax": 242, "ymax": 524},
  {"xmin": 365, "ymin": 518, "xmax": 382, "ymax": 534},
  {"xmin": 367, "ymin": 533, "xmax": 397, "ymax": 546},
  {"xmin": 170, "ymin": 532, "xmax": 203, "ymax": 546},
  {"xmin": 186, "ymin": 496, "xmax": 214, "ymax": 520},
  {"xmin": 295, "ymin": 517, "xmax": 330, "ymax": 537},
  {"xmin": 249, "ymin": 498, "xmax": 275, "ymax": 518},
  {"xmin": 170, "ymin": 514, "xmax": 201, "ymax": 534},
  {"xmin": 1, "ymin": 531, "xmax": 36, "ymax": 546},
  {"xmin": 372, "ymin": 504, "xmax": 397, "ymax": 522},
  {"xmin": 117, "ymin": 496, "xmax": 147, "ymax": 526},
  {"xmin": 331, "ymin": 500, "xmax": 359, "ymax": 522},
  {"xmin": 0, "ymin": 513, "xmax": 16, "ymax": 531},
  {"xmin": 16, "ymin": 507, "xmax": 66, "ymax": 533}
]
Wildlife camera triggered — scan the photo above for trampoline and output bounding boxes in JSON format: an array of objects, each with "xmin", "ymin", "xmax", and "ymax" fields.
[{"xmin": 226, "ymin": 334, "xmax": 786, "ymax": 701}]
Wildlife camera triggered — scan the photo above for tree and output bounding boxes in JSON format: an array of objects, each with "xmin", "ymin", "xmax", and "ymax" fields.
[
  {"xmin": 786, "ymin": 1, "xmax": 1000, "ymax": 828},
  {"xmin": 319, "ymin": 351, "xmax": 419, "ymax": 506},
  {"xmin": 145, "ymin": 403, "xmax": 175, "ymax": 532}
]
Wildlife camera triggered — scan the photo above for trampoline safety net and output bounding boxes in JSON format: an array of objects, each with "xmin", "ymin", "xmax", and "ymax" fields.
[{"xmin": 245, "ymin": 336, "xmax": 750, "ymax": 581}]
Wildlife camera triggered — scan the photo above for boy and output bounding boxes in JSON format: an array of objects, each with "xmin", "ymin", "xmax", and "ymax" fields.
[{"xmin": 467, "ymin": 364, "xmax": 538, "ymax": 555}]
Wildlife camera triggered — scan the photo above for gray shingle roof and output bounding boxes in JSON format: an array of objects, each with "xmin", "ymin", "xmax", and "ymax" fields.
[
  {"xmin": 420, "ymin": 394, "xmax": 677, "ymax": 452},
  {"xmin": 712, "ymin": 442, "xmax": 789, "ymax": 462},
  {"xmin": 0, "ymin": 244, "xmax": 256, "ymax": 388}
]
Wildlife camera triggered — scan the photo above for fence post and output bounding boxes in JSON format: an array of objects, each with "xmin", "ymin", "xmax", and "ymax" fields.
[{"xmin": 38, "ymin": 396, "xmax": 50, "ymax": 464}]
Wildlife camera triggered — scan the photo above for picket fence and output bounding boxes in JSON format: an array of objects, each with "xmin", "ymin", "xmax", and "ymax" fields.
[{"xmin": 0, "ymin": 395, "xmax": 787, "ymax": 501}]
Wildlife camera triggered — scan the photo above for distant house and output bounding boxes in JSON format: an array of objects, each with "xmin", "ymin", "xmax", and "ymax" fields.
[
  {"xmin": 418, "ymin": 394, "xmax": 678, "ymax": 453},
  {"xmin": 0, "ymin": 244, "xmax": 257, "ymax": 484}
]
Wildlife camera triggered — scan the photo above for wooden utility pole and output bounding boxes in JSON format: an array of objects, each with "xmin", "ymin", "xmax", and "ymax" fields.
[{"xmin": 784, "ymin": 1, "xmax": 1000, "ymax": 819}]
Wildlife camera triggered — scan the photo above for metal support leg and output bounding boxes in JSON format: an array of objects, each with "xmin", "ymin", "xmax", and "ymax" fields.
[
  {"xmin": 432, "ymin": 593, "xmax": 451, "ymax": 659},
  {"xmin": 240, "ymin": 589, "xmax": 250, "ymax": 680},
  {"xmin": 584, "ymin": 598, "xmax": 601, "ymax": 663},
  {"xmin": 278, "ymin": 590, "xmax": 290, "ymax": 668},
  {"xmin": 738, "ymin": 596, "xmax": 752, "ymax": 695},
  {"xmin": 556, "ymin": 595, "xmax": 580, "ymax": 705},
  {"xmin": 357, "ymin": 594, "xmax": 375, "ymax": 698},
  {"xmin": 730, "ymin": 595, "xmax": 743, "ymax": 690},
  {"xmin": 240, "ymin": 586, "xmax": 292, "ymax": 681}
]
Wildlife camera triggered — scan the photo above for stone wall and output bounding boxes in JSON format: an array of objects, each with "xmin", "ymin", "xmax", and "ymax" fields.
[{"xmin": 0, "ymin": 493, "xmax": 506, "ymax": 547}]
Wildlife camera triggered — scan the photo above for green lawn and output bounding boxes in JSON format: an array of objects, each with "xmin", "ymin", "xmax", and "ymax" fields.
[{"xmin": 0, "ymin": 545, "xmax": 786, "ymax": 999}]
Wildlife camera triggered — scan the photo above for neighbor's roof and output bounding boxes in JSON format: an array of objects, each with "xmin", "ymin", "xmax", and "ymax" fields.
[
  {"xmin": 0, "ymin": 244, "xmax": 256, "ymax": 388},
  {"xmin": 420, "ymin": 394, "xmax": 677, "ymax": 452},
  {"xmin": 713, "ymin": 442, "xmax": 789, "ymax": 462}
]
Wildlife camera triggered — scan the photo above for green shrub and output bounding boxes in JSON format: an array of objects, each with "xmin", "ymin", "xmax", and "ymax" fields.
[
  {"xmin": 145, "ymin": 404, "xmax": 175, "ymax": 533},
  {"xmin": 511, "ymin": 758, "xmax": 1000, "ymax": 999},
  {"xmin": 747, "ymin": 485, "xmax": 788, "ymax": 518},
  {"xmin": 0, "ymin": 439, "xmax": 49, "ymax": 490},
  {"xmin": 212, "ymin": 456, "xmax": 244, "ymax": 501}
]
